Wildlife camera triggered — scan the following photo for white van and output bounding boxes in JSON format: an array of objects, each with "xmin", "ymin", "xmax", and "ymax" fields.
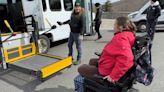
[
  {"xmin": 128, "ymin": 0, "xmax": 164, "ymax": 32},
  {"xmin": 0, "ymin": 0, "xmax": 93, "ymax": 53}
]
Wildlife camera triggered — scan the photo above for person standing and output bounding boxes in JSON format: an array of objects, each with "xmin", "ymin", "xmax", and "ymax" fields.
[
  {"xmin": 94, "ymin": 3, "xmax": 103, "ymax": 40},
  {"xmin": 57, "ymin": 2, "xmax": 85, "ymax": 65},
  {"xmin": 146, "ymin": 0, "xmax": 161, "ymax": 40},
  {"xmin": 146, "ymin": 0, "xmax": 161, "ymax": 64}
]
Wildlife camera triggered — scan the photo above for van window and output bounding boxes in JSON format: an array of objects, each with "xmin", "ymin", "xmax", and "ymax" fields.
[
  {"xmin": 49, "ymin": 0, "xmax": 61, "ymax": 11},
  {"xmin": 159, "ymin": 0, "xmax": 164, "ymax": 9},
  {"xmin": 0, "ymin": 5, "xmax": 10, "ymax": 33},
  {"xmin": 142, "ymin": 7, "xmax": 149, "ymax": 14},
  {"xmin": 64, "ymin": 0, "xmax": 73, "ymax": 11},
  {"xmin": 42, "ymin": 0, "xmax": 47, "ymax": 11},
  {"xmin": 0, "ymin": 0, "xmax": 7, "ymax": 4},
  {"xmin": 16, "ymin": 0, "xmax": 21, "ymax": 3},
  {"xmin": 0, "ymin": 1, "xmax": 27, "ymax": 33}
]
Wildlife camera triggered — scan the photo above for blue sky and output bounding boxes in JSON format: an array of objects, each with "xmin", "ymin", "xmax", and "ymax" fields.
[{"xmin": 92, "ymin": 0, "xmax": 120, "ymax": 4}]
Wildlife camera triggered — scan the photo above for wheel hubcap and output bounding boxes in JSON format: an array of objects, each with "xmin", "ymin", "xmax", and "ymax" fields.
[
  {"xmin": 140, "ymin": 24, "xmax": 146, "ymax": 32},
  {"xmin": 38, "ymin": 39, "xmax": 48, "ymax": 53}
]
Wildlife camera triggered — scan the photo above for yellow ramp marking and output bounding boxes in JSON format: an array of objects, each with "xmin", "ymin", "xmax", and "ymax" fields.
[{"xmin": 41, "ymin": 57, "xmax": 72, "ymax": 78}]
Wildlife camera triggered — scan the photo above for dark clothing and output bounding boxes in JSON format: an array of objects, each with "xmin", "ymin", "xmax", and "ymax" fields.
[
  {"xmin": 95, "ymin": 22, "xmax": 101, "ymax": 38},
  {"xmin": 146, "ymin": 20, "xmax": 157, "ymax": 40},
  {"xmin": 63, "ymin": 12, "xmax": 85, "ymax": 61},
  {"xmin": 94, "ymin": 8, "xmax": 102, "ymax": 38},
  {"xmin": 146, "ymin": 3, "xmax": 160, "ymax": 65},
  {"xmin": 78, "ymin": 58, "xmax": 99, "ymax": 81},
  {"xmin": 68, "ymin": 32, "xmax": 81, "ymax": 60},
  {"xmin": 146, "ymin": 5, "xmax": 161, "ymax": 21},
  {"xmin": 146, "ymin": 3, "xmax": 161, "ymax": 40},
  {"xmin": 94, "ymin": 8, "xmax": 102, "ymax": 23},
  {"xmin": 63, "ymin": 13, "xmax": 85, "ymax": 35}
]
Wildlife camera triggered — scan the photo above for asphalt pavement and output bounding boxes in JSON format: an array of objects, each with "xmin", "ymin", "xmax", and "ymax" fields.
[{"xmin": 0, "ymin": 19, "xmax": 164, "ymax": 92}]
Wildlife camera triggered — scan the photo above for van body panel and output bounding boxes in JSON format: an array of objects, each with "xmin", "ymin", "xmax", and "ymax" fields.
[{"xmin": 128, "ymin": 1, "xmax": 164, "ymax": 30}]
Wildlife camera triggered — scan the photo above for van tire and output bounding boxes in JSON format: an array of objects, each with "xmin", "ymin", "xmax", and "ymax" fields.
[
  {"xmin": 38, "ymin": 35, "xmax": 50, "ymax": 54},
  {"xmin": 138, "ymin": 22, "xmax": 146, "ymax": 32}
]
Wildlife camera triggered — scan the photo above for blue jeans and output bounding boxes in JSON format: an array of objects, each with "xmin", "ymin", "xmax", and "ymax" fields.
[{"xmin": 68, "ymin": 32, "xmax": 81, "ymax": 60}]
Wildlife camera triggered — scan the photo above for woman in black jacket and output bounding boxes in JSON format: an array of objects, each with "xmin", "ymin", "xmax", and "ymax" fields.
[
  {"xmin": 57, "ymin": 2, "xmax": 85, "ymax": 65},
  {"xmin": 146, "ymin": 0, "xmax": 161, "ymax": 40},
  {"xmin": 94, "ymin": 3, "xmax": 103, "ymax": 40},
  {"xmin": 146, "ymin": 0, "xmax": 161, "ymax": 64}
]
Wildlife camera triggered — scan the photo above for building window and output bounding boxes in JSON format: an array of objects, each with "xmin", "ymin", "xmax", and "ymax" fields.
[
  {"xmin": 49, "ymin": 0, "xmax": 61, "ymax": 11},
  {"xmin": 64, "ymin": 0, "xmax": 73, "ymax": 11}
]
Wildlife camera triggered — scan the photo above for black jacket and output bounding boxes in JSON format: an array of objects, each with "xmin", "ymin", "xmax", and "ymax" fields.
[
  {"xmin": 63, "ymin": 13, "xmax": 85, "ymax": 35},
  {"xmin": 94, "ymin": 8, "xmax": 102, "ymax": 23},
  {"xmin": 146, "ymin": 3, "xmax": 161, "ymax": 21}
]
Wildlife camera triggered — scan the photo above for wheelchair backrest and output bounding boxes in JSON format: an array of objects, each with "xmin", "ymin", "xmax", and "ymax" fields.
[
  {"xmin": 119, "ymin": 33, "xmax": 154, "ymax": 86},
  {"xmin": 131, "ymin": 33, "xmax": 154, "ymax": 86},
  {"xmin": 132, "ymin": 33, "xmax": 151, "ymax": 61}
]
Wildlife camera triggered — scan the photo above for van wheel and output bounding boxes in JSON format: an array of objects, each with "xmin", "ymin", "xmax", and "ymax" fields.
[
  {"xmin": 138, "ymin": 22, "xmax": 146, "ymax": 32},
  {"xmin": 38, "ymin": 35, "xmax": 50, "ymax": 54}
]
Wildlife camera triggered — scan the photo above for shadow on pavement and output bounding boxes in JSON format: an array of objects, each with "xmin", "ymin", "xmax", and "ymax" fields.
[
  {"xmin": 34, "ymin": 86, "xmax": 74, "ymax": 92},
  {"xmin": 95, "ymin": 41, "xmax": 109, "ymax": 43},
  {"xmin": 129, "ymin": 88, "xmax": 140, "ymax": 92},
  {"xmin": 0, "ymin": 69, "xmax": 74, "ymax": 92}
]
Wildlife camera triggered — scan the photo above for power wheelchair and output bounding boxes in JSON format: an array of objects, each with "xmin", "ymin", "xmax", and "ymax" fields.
[{"xmin": 83, "ymin": 33, "xmax": 150, "ymax": 92}]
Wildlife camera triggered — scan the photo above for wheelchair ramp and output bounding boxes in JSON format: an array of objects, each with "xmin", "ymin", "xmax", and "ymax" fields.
[
  {"xmin": 3, "ymin": 43, "xmax": 72, "ymax": 79},
  {"xmin": 12, "ymin": 55, "xmax": 59, "ymax": 71},
  {"xmin": 10, "ymin": 55, "xmax": 72, "ymax": 79}
]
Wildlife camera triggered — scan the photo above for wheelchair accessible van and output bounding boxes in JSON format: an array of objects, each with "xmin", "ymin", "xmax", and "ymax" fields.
[{"xmin": 74, "ymin": 33, "xmax": 153, "ymax": 92}]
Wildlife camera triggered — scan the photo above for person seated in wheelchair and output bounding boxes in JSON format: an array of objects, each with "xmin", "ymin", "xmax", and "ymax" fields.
[{"xmin": 78, "ymin": 16, "xmax": 137, "ymax": 84}]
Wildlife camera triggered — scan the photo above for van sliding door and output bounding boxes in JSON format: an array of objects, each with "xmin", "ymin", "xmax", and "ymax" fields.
[{"xmin": 42, "ymin": 0, "xmax": 73, "ymax": 41}]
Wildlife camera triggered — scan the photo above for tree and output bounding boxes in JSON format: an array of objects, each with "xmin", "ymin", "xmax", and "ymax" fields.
[{"xmin": 102, "ymin": 0, "xmax": 112, "ymax": 12}]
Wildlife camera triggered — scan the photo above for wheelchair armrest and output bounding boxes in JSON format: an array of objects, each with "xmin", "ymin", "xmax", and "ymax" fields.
[
  {"xmin": 94, "ymin": 52, "xmax": 101, "ymax": 57},
  {"xmin": 93, "ymin": 74, "xmax": 104, "ymax": 83},
  {"xmin": 93, "ymin": 74, "xmax": 124, "ymax": 87},
  {"xmin": 93, "ymin": 74, "xmax": 103, "ymax": 79}
]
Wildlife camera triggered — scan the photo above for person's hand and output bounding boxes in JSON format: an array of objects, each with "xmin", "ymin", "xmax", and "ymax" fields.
[
  {"xmin": 103, "ymin": 75, "xmax": 115, "ymax": 83},
  {"xmin": 57, "ymin": 21, "xmax": 63, "ymax": 26},
  {"xmin": 79, "ymin": 35, "xmax": 83, "ymax": 40},
  {"xmin": 51, "ymin": 25, "xmax": 56, "ymax": 29}
]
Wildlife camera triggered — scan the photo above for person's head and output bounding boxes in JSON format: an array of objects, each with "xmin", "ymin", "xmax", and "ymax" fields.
[
  {"xmin": 150, "ymin": 0, "xmax": 157, "ymax": 4},
  {"xmin": 114, "ymin": 16, "xmax": 137, "ymax": 33},
  {"xmin": 95, "ymin": 3, "xmax": 101, "ymax": 8},
  {"xmin": 74, "ymin": 2, "xmax": 82, "ymax": 13}
]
